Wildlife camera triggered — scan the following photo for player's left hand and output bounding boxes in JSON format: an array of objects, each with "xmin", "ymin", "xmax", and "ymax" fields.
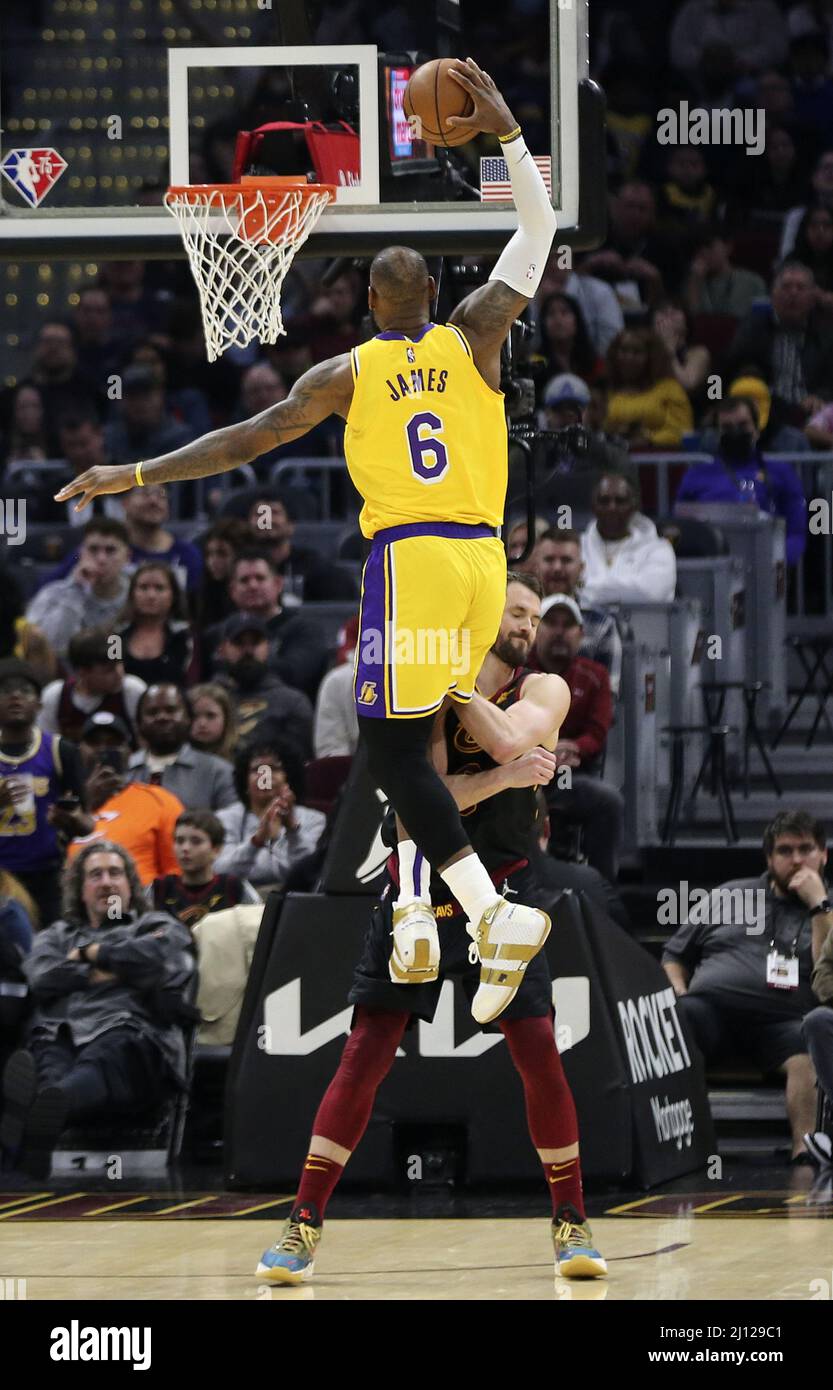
[
  {"xmin": 55, "ymin": 463, "xmax": 137, "ymax": 512},
  {"xmin": 446, "ymin": 57, "xmax": 517, "ymax": 139}
]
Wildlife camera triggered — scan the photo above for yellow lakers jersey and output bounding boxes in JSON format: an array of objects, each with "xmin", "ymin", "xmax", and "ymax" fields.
[{"xmin": 344, "ymin": 322, "xmax": 507, "ymax": 538}]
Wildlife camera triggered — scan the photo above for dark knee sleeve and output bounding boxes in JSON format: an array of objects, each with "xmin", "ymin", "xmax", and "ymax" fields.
[{"xmin": 359, "ymin": 713, "xmax": 470, "ymax": 866}]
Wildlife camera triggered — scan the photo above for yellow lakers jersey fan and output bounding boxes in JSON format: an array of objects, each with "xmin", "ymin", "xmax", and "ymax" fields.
[{"xmin": 344, "ymin": 322, "xmax": 507, "ymax": 538}]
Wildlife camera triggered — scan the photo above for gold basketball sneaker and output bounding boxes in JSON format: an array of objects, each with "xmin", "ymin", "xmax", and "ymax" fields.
[
  {"xmin": 467, "ymin": 896, "xmax": 551, "ymax": 1023},
  {"xmin": 389, "ymin": 900, "xmax": 440, "ymax": 983}
]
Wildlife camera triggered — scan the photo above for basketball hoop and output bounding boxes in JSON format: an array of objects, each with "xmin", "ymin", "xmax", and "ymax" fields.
[{"xmin": 165, "ymin": 177, "xmax": 335, "ymax": 362}]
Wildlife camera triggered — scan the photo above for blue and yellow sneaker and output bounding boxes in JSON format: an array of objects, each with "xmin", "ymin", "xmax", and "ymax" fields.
[
  {"xmin": 552, "ymin": 1204, "xmax": 608, "ymax": 1279},
  {"xmin": 256, "ymin": 1203, "xmax": 322, "ymax": 1286}
]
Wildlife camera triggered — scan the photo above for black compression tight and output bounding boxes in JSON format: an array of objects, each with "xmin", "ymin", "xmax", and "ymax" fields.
[{"xmin": 359, "ymin": 712, "xmax": 471, "ymax": 869}]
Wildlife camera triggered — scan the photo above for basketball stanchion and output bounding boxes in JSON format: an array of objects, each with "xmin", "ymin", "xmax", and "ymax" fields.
[{"xmin": 165, "ymin": 177, "xmax": 335, "ymax": 361}]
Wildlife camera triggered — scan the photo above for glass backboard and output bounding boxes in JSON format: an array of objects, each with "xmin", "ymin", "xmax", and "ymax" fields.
[{"xmin": 0, "ymin": 0, "xmax": 604, "ymax": 260}]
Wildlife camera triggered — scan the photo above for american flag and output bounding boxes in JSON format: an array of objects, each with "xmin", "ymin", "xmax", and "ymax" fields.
[{"xmin": 480, "ymin": 154, "xmax": 552, "ymax": 201}]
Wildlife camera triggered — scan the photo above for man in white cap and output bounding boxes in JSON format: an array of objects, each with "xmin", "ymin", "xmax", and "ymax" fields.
[{"xmin": 534, "ymin": 593, "xmax": 624, "ymax": 884}]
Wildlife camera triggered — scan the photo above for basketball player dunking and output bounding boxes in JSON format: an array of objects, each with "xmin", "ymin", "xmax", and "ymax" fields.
[
  {"xmin": 57, "ymin": 59, "xmax": 564, "ymax": 1024},
  {"xmin": 255, "ymin": 573, "xmax": 607, "ymax": 1285}
]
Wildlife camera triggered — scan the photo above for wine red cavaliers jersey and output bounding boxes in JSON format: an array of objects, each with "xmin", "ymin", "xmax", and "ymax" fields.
[{"xmin": 443, "ymin": 666, "xmax": 539, "ymax": 875}]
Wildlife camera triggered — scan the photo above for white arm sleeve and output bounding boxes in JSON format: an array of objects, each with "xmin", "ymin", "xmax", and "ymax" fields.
[{"xmin": 489, "ymin": 135, "xmax": 558, "ymax": 298}]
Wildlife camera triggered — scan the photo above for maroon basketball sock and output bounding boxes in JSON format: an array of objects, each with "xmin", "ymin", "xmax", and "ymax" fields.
[
  {"xmin": 293, "ymin": 1006, "xmax": 408, "ymax": 1223},
  {"xmin": 500, "ymin": 1014, "xmax": 585, "ymax": 1221}
]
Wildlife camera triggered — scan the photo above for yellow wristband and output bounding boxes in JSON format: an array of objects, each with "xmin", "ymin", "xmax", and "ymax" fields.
[
  {"xmin": 498, "ymin": 125, "xmax": 522, "ymax": 144},
  {"xmin": 135, "ymin": 461, "xmax": 145, "ymax": 487}
]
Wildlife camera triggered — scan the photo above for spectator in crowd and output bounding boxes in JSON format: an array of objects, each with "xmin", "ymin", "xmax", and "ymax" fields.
[
  {"xmin": 3, "ymin": 383, "xmax": 47, "ymax": 465},
  {"xmin": 791, "ymin": 204, "xmax": 833, "ymax": 303},
  {"xmin": 1, "ymin": 841, "xmax": 194, "ymax": 1177},
  {"xmin": 0, "ymin": 868, "xmax": 36, "ymax": 954},
  {"xmin": 533, "ymin": 596, "xmax": 622, "ymax": 883},
  {"xmin": 197, "ymin": 517, "xmax": 252, "ymax": 627},
  {"xmin": 235, "ymin": 362, "xmax": 289, "ymax": 473},
  {"xmin": 104, "ymin": 366, "xmax": 195, "ymax": 468},
  {"xmin": 651, "ymin": 302, "xmax": 711, "ymax": 400},
  {"xmin": 129, "ymin": 339, "xmax": 212, "ymax": 439},
  {"xmin": 656, "ymin": 148, "xmax": 719, "ymax": 231},
  {"xmin": 581, "ymin": 473, "xmax": 678, "ymax": 605},
  {"xmin": 69, "ymin": 712, "xmax": 183, "ymax": 885},
  {"xmin": 98, "ymin": 260, "xmax": 171, "ymax": 344},
  {"xmin": 582, "ymin": 182, "xmax": 682, "ymax": 310},
  {"xmin": 115, "ymin": 564, "xmax": 195, "ymax": 688},
  {"xmin": 670, "ymin": 0, "xmax": 788, "ymax": 78},
  {"xmin": 0, "ymin": 566, "xmax": 56, "ymax": 688},
  {"xmin": 189, "ymin": 683, "xmax": 239, "ymax": 763},
  {"xmin": 530, "ymin": 293, "xmax": 603, "ymax": 394},
  {"xmin": 313, "ymin": 617, "xmax": 360, "ymax": 758},
  {"xmin": 505, "ymin": 515, "xmax": 552, "ymax": 563},
  {"xmin": 215, "ymin": 742, "xmax": 326, "ymax": 889},
  {"xmin": 528, "ymin": 528, "xmax": 623, "ymax": 695},
  {"xmin": 212, "ymin": 616, "xmax": 314, "ymax": 759},
  {"xmin": 683, "ymin": 225, "xmax": 769, "ymax": 321},
  {"xmin": 803, "ymin": 868, "xmax": 833, "ymax": 1166},
  {"xmin": 72, "ymin": 285, "xmax": 123, "ymax": 383},
  {"xmin": 152, "ymin": 809, "xmax": 260, "ymax": 932},
  {"xmin": 0, "ymin": 659, "xmax": 92, "ymax": 927},
  {"xmin": 39, "ymin": 628, "xmax": 146, "ymax": 745},
  {"xmin": 604, "ymin": 328, "xmax": 694, "ymax": 448},
  {"xmin": 127, "ymin": 684, "xmax": 236, "ymax": 812},
  {"xmin": 533, "ymin": 253, "xmax": 625, "ymax": 355},
  {"xmin": 17, "ymin": 321, "xmax": 100, "ymax": 453},
  {"xmin": 675, "ymin": 396, "xmax": 808, "ymax": 564},
  {"xmin": 663, "ymin": 810, "xmax": 828, "ymax": 1163},
  {"xmin": 206, "ymin": 550, "xmax": 328, "ymax": 700},
  {"xmin": 526, "ymin": 375, "xmax": 637, "ymax": 517},
  {"xmin": 726, "ymin": 261, "xmax": 833, "ymax": 430},
  {"xmin": 780, "ymin": 149, "xmax": 833, "ymax": 258},
  {"xmin": 55, "ymin": 412, "xmax": 125, "ymax": 528},
  {"xmin": 247, "ymin": 495, "xmax": 359, "ymax": 601},
  {"xmin": 120, "ymin": 485, "xmax": 203, "ymax": 593},
  {"xmin": 698, "ymin": 374, "xmax": 810, "ymax": 454},
  {"xmin": 293, "ymin": 269, "xmax": 365, "ymax": 362},
  {"xmin": 26, "ymin": 519, "xmax": 131, "ymax": 660},
  {"xmin": 737, "ymin": 123, "xmax": 810, "ymax": 216}
]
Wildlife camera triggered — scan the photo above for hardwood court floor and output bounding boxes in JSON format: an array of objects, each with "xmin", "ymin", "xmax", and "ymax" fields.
[{"xmin": 2, "ymin": 1205, "xmax": 831, "ymax": 1300}]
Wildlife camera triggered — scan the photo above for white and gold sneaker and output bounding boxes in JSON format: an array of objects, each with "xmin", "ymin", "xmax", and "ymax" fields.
[
  {"xmin": 468, "ymin": 897, "xmax": 551, "ymax": 1023},
  {"xmin": 389, "ymin": 900, "xmax": 440, "ymax": 983}
]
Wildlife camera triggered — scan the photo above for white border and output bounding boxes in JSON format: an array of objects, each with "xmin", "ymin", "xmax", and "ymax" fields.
[
  {"xmin": 0, "ymin": 6, "xmax": 584, "ymax": 243},
  {"xmin": 168, "ymin": 45, "xmax": 379, "ymax": 209}
]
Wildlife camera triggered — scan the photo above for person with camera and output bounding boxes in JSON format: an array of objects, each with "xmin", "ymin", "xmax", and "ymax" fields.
[
  {"xmin": 0, "ymin": 659, "xmax": 93, "ymax": 928},
  {"xmin": 67, "ymin": 711, "xmax": 182, "ymax": 886}
]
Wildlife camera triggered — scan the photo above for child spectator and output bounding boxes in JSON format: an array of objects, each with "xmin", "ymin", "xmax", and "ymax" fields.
[
  {"xmin": 152, "ymin": 809, "xmax": 260, "ymax": 932},
  {"xmin": 190, "ymin": 683, "xmax": 239, "ymax": 763}
]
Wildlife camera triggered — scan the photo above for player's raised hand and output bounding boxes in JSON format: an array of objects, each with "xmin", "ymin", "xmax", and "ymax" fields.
[
  {"xmin": 446, "ymin": 57, "xmax": 517, "ymax": 139},
  {"xmin": 54, "ymin": 462, "xmax": 137, "ymax": 512}
]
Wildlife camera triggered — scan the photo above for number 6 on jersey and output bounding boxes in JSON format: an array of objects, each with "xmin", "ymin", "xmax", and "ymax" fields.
[{"xmin": 406, "ymin": 411, "xmax": 449, "ymax": 483}]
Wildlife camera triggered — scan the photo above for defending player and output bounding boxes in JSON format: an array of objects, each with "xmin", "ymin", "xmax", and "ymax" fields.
[
  {"xmin": 55, "ymin": 59, "xmax": 562, "ymax": 1024},
  {"xmin": 256, "ymin": 572, "xmax": 607, "ymax": 1286}
]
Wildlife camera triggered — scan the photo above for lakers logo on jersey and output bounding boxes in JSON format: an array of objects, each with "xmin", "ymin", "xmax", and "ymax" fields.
[{"xmin": 357, "ymin": 681, "xmax": 378, "ymax": 706}]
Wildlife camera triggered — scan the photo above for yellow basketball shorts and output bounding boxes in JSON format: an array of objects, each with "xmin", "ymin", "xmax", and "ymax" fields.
[{"xmin": 353, "ymin": 522, "xmax": 507, "ymax": 719}]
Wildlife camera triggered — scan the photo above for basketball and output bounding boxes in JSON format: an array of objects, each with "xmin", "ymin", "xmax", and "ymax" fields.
[{"xmin": 403, "ymin": 58, "xmax": 476, "ymax": 148}]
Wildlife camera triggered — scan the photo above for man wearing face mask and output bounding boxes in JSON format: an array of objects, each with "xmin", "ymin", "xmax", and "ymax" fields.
[
  {"xmin": 213, "ymin": 616, "xmax": 314, "ymax": 762},
  {"xmin": 675, "ymin": 396, "xmax": 808, "ymax": 564}
]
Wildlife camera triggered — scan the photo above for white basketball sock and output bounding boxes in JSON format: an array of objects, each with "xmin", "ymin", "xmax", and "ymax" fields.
[
  {"xmin": 395, "ymin": 839, "xmax": 431, "ymax": 906},
  {"xmin": 439, "ymin": 853, "xmax": 500, "ymax": 925}
]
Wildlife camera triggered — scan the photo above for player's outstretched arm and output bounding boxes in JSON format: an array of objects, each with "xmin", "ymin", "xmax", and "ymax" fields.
[
  {"xmin": 55, "ymin": 353, "xmax": 353, "ymax": 511},
  {"xmin": 445, "ymin": 58, "xmax": 557, "ymax": 384},
  {"xmin": 455, "ymin": 672, "xmax": 571, "ymax": 764}
]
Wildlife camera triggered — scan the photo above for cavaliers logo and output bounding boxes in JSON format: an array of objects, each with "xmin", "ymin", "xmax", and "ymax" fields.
[{"xmin": 453, "ymin": 724, "xmax": 482, "ymax": 755}]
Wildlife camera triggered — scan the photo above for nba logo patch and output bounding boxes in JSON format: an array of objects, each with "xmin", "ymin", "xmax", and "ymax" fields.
[
  {"xmin": 357, "ymin": 681, "xmax": 378, "ymax": 706},
  {"xmin": 406, "ymin": 347, "xmax": 415, "ymax": 363},
  {"xmin": 1, "ymin": 148, "xmax": 67, "ymax": 207}
]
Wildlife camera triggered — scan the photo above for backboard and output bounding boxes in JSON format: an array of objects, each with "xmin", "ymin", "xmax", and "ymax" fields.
[{"xmin": 0, "ymin": 0, "xmax": 605, "ymax": 260}]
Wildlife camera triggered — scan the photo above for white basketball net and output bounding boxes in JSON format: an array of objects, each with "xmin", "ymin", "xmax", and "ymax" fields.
[{"xmin": 165, "ymin": 184, "xmax": 332, "ymax": 362}]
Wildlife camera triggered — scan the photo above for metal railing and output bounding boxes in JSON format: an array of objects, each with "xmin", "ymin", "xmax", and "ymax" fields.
[{"xmin": 631, "ymin": 451, "xmax": 833, "ymax": 620}]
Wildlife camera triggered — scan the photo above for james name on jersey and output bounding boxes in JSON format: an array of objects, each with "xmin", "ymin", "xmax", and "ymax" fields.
[{"xmin": 385, "ymin": 368, "xmax": 449, "ymax": 401}]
